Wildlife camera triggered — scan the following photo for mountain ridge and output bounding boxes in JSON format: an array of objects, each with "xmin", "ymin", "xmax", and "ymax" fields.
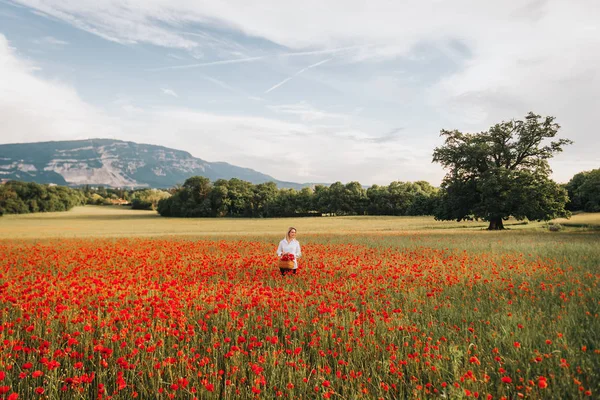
[{"xmin": 0, "ymin": 139, "xmax": 320, "ymax": 190}]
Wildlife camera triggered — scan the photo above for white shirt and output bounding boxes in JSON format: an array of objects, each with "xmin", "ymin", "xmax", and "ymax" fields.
[{"xmin": 277, "ymin": 238, "xmax": 301, "ymax": 269}]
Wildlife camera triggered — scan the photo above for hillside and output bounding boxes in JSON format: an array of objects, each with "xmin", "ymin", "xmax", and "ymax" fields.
[{"xmin": 0, "ymin": 139, "xmax": 314, "ymax": 189}]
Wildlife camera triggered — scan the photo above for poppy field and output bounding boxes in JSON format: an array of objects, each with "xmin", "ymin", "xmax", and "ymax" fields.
[{"xmin": 0, "ymin": 234, "xmax": 598, "ymax": 399}]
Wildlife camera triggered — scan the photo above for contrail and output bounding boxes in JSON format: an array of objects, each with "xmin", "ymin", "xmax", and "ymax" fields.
[
  {"xmin": 279, "ymin": 45, "xmax": 365, "ymax": 57},
  {"xmin": 148, "ymin": 45, "xmax": 366, "ymax": 72},
  {"xmin": 200, "ymin": 73, "xmax": 263, "ymax": 101},
  {"xmin": 264, "ymin": 58, "xmax": 332, "ymax": 94},
  {"xmin": 263, "ymin": 77, "xmax": 293, "ymax": 94},
  {"xmin": 200, "ymin": 75, "xmax": 238, "ymax": 93},
  {"xmin": 149, "ymin": 56, "xmax": 265, "ymax": 71}
]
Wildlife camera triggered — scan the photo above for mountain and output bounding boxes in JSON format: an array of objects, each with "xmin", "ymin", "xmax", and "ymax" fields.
[{"xmin": 0, "ymin": 139, "xmax": 314, "ymax": 189}]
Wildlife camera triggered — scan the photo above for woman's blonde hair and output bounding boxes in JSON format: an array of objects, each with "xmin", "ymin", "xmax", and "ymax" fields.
[{"xmin": 286, "ymin": 227, "xmax": 297, "ymax": 241}]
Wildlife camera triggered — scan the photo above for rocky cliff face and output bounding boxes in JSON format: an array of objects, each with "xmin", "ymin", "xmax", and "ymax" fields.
[{"xmin": 0, "ymin": 139, "xmax": 302, "ymax": 188}]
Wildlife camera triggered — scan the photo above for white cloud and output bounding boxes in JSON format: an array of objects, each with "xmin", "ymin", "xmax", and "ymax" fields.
[
  {"xmin": 425, "ymin": 1, "xmax": 600, "ymax": 182},
  {"xmin": 161, "ymin": 88, "xmax": 178, "ymax": 97},
  {"xmin": 11, "ymin": 1, "xmax": 596, "ymax": 57},
  {"xmin": 0, "ymin": 35, "xmax": 121, "ymax": 143},
  {"xmin": 33, "ymin": 36, "xmax": 69, "ymax": 46},
  {"xmin": 268, "ymin": 102, "xmax": 349, "ymax": 122},
  {"xmin": 119, "ymin": 107, "xmax": 430, "ymax": 184}
]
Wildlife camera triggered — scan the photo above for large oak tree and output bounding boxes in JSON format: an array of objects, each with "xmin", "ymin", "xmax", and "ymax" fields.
[{"xmin": 432, "ymin": 112, "xmax": 572, "ymax": 230}]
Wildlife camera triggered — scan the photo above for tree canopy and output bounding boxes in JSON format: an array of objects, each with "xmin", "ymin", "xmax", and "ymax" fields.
[
  {"xmin": 156, "ymin": 176, "xmax": 440, "ymax": 218},
  {"xmin": 130, "ymin": 189, "xmax": 171, "ymax": 210},
  {"xmin": 565, "ymin": 168, "xmax": 600, "ymax": 212},
  {"xmin": 0, "ymin": 181, "xmax": 86, "ymax": 215},
  {"xmin": 432, "ymin": 112, "xmax": 572, "ymax": 229}
]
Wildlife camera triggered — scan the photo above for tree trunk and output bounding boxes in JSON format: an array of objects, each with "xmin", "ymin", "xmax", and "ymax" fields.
[{"xmin": 487, "ymin": 217, "xmax": 505, "ymax": 230}]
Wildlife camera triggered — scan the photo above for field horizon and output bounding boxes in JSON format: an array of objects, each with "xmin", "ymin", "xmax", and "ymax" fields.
[{"xmin": 1, "ymin": 205, "xmax": 599, "ymax": 240}]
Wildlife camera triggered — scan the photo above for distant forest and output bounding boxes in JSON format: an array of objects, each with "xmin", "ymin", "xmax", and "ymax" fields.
[{"xmin": 1, "ymin": 168, "xmax": 598, "ymax": 217}]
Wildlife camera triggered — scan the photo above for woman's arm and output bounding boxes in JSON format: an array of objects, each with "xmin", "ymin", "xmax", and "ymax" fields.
[
  {"xmin": 277, "ymin": 241, "xmax": 284, "ymax": 257},
  {"xmin": 296, "ymin": 242, "xmax": 302, "ymax": 258}
]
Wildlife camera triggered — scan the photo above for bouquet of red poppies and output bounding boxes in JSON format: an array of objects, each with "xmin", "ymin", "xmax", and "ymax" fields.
[{"xmin": 280, "ymin": 253, "xmax": 295, "ymax": 261}]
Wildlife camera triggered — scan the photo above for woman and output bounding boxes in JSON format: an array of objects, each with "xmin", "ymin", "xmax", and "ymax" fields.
[{"xmin": 277, "ymin": 227, "xmax": 301, "ymax": 275}]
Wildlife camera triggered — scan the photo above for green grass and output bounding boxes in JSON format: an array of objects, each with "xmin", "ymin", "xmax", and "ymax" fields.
[
  {"xmin": 2, "ymin": 205, "xmax": 598, "ymax": 240},
  {"xmin": 552, "ymin": 211, "xmax": 600, "ymax": 229}
]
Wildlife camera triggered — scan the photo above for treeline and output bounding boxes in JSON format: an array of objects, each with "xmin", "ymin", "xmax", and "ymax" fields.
[
  {"xmin": 0, "ymin": 181, "xmax": 86, "ymax": 216},
  {"xmin": 1, "ymin": 166, "xmax": 597, "ymax": 218},
  {"xmin": 157, "ymin": 176, "xmax": 439, "ymax": 217},
  {"xmin": 0, "ymin": 182, "xmax": 172, "ymax": 216}
]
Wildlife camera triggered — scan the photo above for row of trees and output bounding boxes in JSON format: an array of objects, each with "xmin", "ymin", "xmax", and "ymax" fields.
[
  {"xmin": 0, "ymin": 182, "xmax": 172, "ymax": 215},
  {"xmin": 156, "ymin": 177, "xmax": 439, "ymax": 218},
  {"xmin": 0, "ymin": 181, "xmax": 86, "ymax": 215}
]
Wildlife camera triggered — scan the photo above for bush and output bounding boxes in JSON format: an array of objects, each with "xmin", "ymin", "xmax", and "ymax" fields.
[
  {"xmin": 548, "ymin": 223, "xmax": 563, "ymax": 232},
  {"xmin": 131, "ymin": 198, "xmax": 153, "ymax": 210}
]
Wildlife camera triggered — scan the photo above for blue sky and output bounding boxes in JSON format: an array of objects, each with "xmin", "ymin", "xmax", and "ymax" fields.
[{"xmin": 1, "ymin": 0, "xmax": 598, "ymax": 185}]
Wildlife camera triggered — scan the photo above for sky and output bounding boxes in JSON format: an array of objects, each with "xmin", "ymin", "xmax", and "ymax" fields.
[{"xmin": 0, "ymin": 0, "xmax": 598, "ymax": 186}]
